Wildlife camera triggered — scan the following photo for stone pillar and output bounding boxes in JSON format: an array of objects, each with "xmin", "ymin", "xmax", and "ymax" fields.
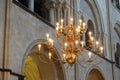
[
  {"xmin": 47, "ymin": 1, "xmax": 55, "ymax": 25},
  {"xmin": 56, "ymin": 1, "xmax": 61, "ymax": 23},
  {"xmin": 62, "ymin": 0, "xmax": 68, "ymax": 26},
  {"xmin": 67, "ymin": 0, "xmax": 70, "ymax": 25},
  {"xmin": 29, "ymin": 0, "xmax": 34, "ymax": 11},
  {"xmin": 49, "ymin": 8, "xmax": 55, "ymax": 25},
  {"xmin": 63, "ymin": 9, "xmax": 67, "ymax": 26},
  {"xmin": 119, "ymin": 0, "xmax": 120, "ymax": 5}
]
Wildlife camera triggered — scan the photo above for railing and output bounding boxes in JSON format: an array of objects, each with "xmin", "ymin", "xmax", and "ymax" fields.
[
  {"xmin": 16, "ymin": 0, "xmax": 49, "ymax": 22},
  {"xmin": 12, "ymin": 0, "xmax": 54, "ymax": 29},
  {"xmin": 0, "ymin": 68, "xmax": 24, "ymax": 80}
]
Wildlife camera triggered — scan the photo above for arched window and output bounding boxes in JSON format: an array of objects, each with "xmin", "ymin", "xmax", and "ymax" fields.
[
  {"xmin": 34, "ymin": 0, "xmax": 49, "ymax": 21},
  {"xmin": 17, "ymin": 0, "xmax": 49, "ymax": 21},
  {"xmin": 112, "ymin": 0, "xmax": 120, "ymax": 9},
  {"xmin": 115, "ymin": 43, "xmax": 120, "ymax": 66},
  {"xmin": 85, "ymin": 20, "xmax": 94, "ymax": 48},
  {"xmin": 86, "ymin": 69, "xmax": 104, "ymax": 80},
  {"xmin": 114, "ymin": 24, "xmax": 120, "ymax": 66},
  {"xmin": 23, "ymin": 43, "xmax": 65, "ymax": 80},
  {"xmin": 18, "ymin": 0, "xmax": 29, "ymax": 7}
]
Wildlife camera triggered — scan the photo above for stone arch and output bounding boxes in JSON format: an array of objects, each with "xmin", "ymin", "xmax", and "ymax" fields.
[
  {"xmin": 85, "ymin": 20, "xmax": 95, "ymax": 47},
  {"xmin": 85, "ymin": 0, "xmax": 106, "ymax": 56},
  {"xmin": 87, "ymin": 20, "xmax": 95, "ymax": 33},
  {"xmin": 86, "ymin": 66, "xmax": 105, "ymax": 80},
  {"xmin": 34, "ymin": 0, "xmax": 49, "ymax": 21},
  {"xmin": 114, "ymin": 23, "xmax": 120, "ymax": 40},
  {"xmin": 85, "ymin": 0, "xmax": 104, "ymax": 33},
  {"xmin": 22, "ymin": 39, "xmax": 66, "ymax": 80},
  {"xmin": 115, "ymin": 43, "xmax": 120, "ymax": 65},
  {"xmin": 114, "ymin": 23, "xmax": 120, "ymax": 66},
  {"xmin": 18, "ymin": 0, "xmax": 49, "ymax": 21}
]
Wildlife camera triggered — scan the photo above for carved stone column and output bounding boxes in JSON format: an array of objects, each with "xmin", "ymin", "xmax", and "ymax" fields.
[
  {"xmin": 62, "ymin": 0, "xmax": 68, "ymax": 26},
  {"xmin": 67, "ymin": 0, "xmax": 70, "ymax": 25},
  {"xmin": 56, "ymin": 1, "xmax": 62, "ymax": 23},
  {"xmin": 46, "ymin": 1, "xmax": 55, "ymax": 25},
  {"xmin": 29, "ymin": 0, "xmax": 34, "ymax": 11}
]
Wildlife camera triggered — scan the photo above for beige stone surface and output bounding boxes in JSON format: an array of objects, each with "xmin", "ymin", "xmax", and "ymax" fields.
[
  {"xmin": 0, "ymin": 0, "xmax": 5, "ymax": 68},
  {"xmin": 0, "ymin": 0, "xmax": 120, "ymax": 80}
]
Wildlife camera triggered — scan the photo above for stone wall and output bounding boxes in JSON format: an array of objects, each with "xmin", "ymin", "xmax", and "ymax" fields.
[
  {"xmin": 0, "ymin": 0, "xmax": 119, "ymax": 80},
  {"xmin": 0, "ymin": 0, "xmax": 5, "ymax": 68}
]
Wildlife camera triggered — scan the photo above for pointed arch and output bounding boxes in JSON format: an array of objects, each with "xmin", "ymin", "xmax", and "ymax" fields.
[{"xmin": 21, "ymin": 39, "xmax": 66, "ymax": 80}]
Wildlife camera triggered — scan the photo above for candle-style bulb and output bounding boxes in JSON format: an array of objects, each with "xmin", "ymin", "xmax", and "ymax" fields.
[
  {"xmin": 79, "ymin": 19, "xmax": 82, "ymax": 26},
  {"xmin": 46, "ymin": 33, "xmax": 49, "ymax": 38},
  {"xmin": 49, "ymin": 52, "xmax": 52, "ymax": 60},
  {"xmin": 61, "ymin": 19, "xmax": 64, "ymax": 27},
  {"xmin": 89, "ymin": 31, "xmax": 92, "ymax": 36},
  {"xmin": 88, "ymin": 52, "xmax": 92, "ymax": 59},
  {"xmin": 61, "ymin": 19, "xmax": 64, "ymax": 23},
  {"xmin": 91, "ymin": 37, "xmax": 94, "ymax": 41},
  {"xmin": 79, "ymin": 19, "xmax": 82, "ymax": 23},
  {"xmin": 38, "ymin": 44, "xmax": 41, "ymax": 51},
  {"xmin": 64, "ymin": 42, "xmax": 68, "ymax": 47},
  {"xmin": 75, "ymin": 40, "xmax": 78, "ymax": 45},
  {"xmin": 51, "ymin": 39, "xmax": 53, "ymax": 46},
  {"xmin": 83, "ymin": 22, "xmax": 85, "ymax": 28},
  {"xmin": 70, "ymin": 18, "xmax": 73, "ymax": 25},
  {"xmin": 100, "ymin": 46, "xmax": 103, "ymax": 54},
  {"xmin": 96, "ymin": 41, "xmax": 99, "ymax": 48},
  {"xmin": 56, "ymin": 26, "xmax": 59, "ymax": 31},
  {"xmin": 81, "ymin": 41, "xmax": 84, "ymax": 48},
  {"xmin": 63, "ymin": 53, "xmax": 66, "ymax": 58},
  {"xmin": 56, "ymin": 22, "xmax": 59, "ymax": 26}
]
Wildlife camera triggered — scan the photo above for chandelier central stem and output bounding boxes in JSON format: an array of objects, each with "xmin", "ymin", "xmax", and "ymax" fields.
[{"xmin": 70, "ymin": 0, "xmax": 73, "ymax": 19}]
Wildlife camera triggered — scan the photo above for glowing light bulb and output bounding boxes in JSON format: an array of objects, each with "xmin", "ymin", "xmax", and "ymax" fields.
[
  {"xmin": 63, "ymin": 54, "xmax": 66, "ymax": 58},
  {"xmin": 49, "ymin": 52, "xmax": 52, "ymax": 60},
  {"xmin": 75, "ymin": 40, "xmax": 78, "ymax": 45},
  {"xmin": 100, "ymin": 46, "xmax": 103, "ymax": 53},
  {"xmin": 89, "ymin": 31, "xmax": 92, "ymax": 36},
  {"xmin": 88, "ymin": 52, "xmax": 92, "ymax": 59},
  {"xmin": 79, "ymin": 19, "xmax": 82, "ymax": 27},
  {"xmin": 56, "ymin": 22, "xmax": 59, "ymax": 26},
  {"xmin": 61, "ymin": 19, "xmax": 64, "ymax": 27},
  {"xmin": 46, "ymin": 33, "xmax": 49, "ymax": 40},
  {"xmin": 70, "ymin": 18, "xmax": 73, "ymax": 25},
  {"xmin": 96, "ymin": 41, "xmax": 99, "ymax": 48},
  {"xmin": 38, "ymin": 44, "xmax": 41, "ymax": 51},
  {"xmin": 51, "ymin": 39, "xmax": 53, "ymax": 46},
  {"xmin": 91, "ymin": 37, "xmax": 94, "ymax": 41},
  {"xmin": 64, "ymin": 42, "xmax": 68, "ymax": 47},
  {"xmin": 81, "ymin": 41, "xmax": 84, "ymax": 48},
  {"xmin": 83, "ymin": 22, "xmax": 85, "ymax": 28}
]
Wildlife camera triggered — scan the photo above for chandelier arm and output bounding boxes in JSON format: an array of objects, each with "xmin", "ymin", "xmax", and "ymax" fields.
[
  {"xmin": 37, "ymin": 54, "xmax": 60, "ymax": 64},
  {"xmin": 51, "ymin": 55, "xmax": 62, "ymax": 61},
  {"xmin": 38, "ymin": 55, "xmax": 52, "ymax": 64}
]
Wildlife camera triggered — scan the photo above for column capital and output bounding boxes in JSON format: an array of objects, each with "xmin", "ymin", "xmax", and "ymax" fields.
[
  {"xmin": 55, "ymin": 1, "xmax": 62, "ymax": 8},
  {"xmin": 46, "ymin": 1, "xmax": 56, "ymax": 9},
  {"xmin": 62, "ymin": 0, "xmax": 68, "ymax": 9}
]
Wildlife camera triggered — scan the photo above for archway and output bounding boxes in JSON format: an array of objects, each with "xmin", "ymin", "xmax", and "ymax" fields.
[
  {"xmin": 23, "ymin": 40, "xmax": 65, "ymax": 80},
  {"xmin": 86, "ymin": 69, "xmax": 104, "ymax": 80}
]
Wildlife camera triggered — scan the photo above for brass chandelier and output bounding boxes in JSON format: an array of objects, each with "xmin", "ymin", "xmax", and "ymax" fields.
[
  {"xmin": 37, "ymin": 18, "xmax": 104, "ymax": 66},
  {"xmin": 37, "ymin": 0, "xmax": 104, "ymax": 66}
]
